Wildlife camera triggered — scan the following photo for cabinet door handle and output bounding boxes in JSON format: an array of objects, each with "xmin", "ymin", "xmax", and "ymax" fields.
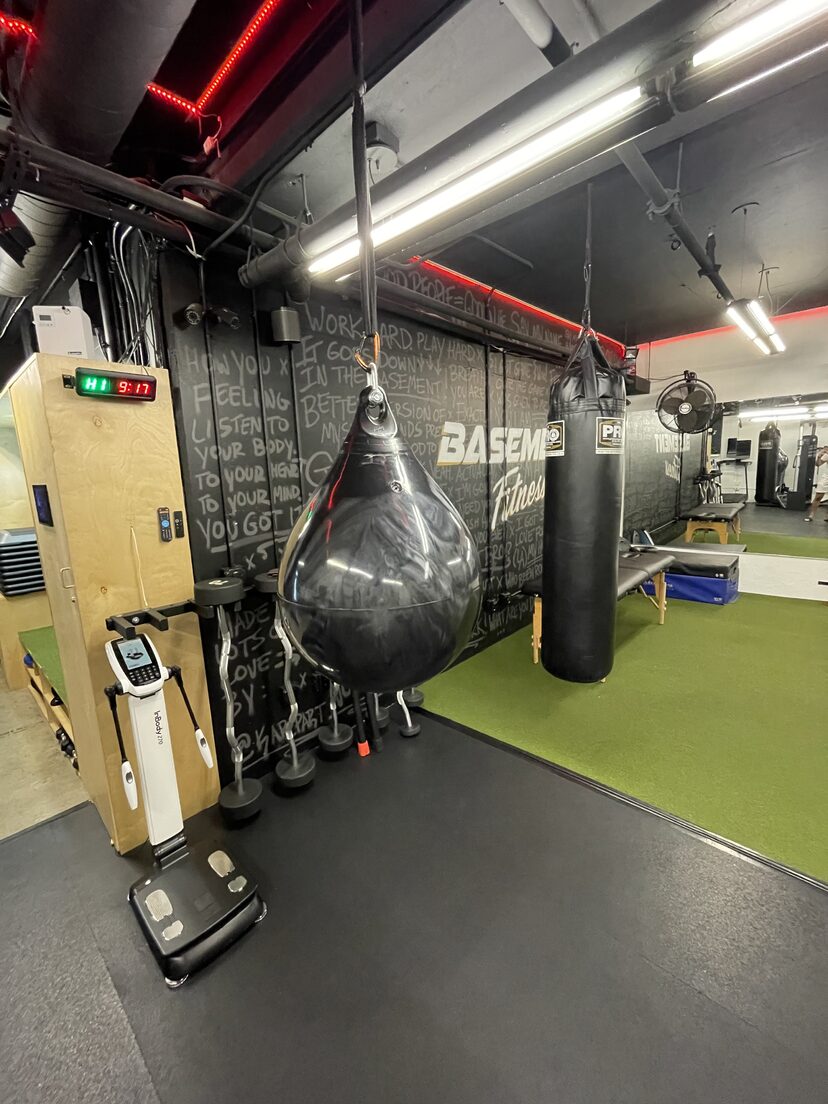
[{"xmin": 59, "ymin": 566, "xmax": 75, "ymax": 590}]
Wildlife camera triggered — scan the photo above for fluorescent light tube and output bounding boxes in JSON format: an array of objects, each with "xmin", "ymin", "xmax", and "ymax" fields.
[
  {"xmin": 308, "ymin": 85, "xmax": 645, "ymax": 276},
  {"xmin": 709, "ymin": 39, "xmax": 828, "ymax": 100},
  {"xmin": 726, "ymin": 304, "xmax": 758, "ymax": 340},
  {"xmin": 769, "ymin": 332, "xmax": 786, "ymax": 352},
  {"xmin": 746, "ymin": 298, "xmax": 775, "ymax": 335},
  {"xmin": 750, "ymin": 413, "xmax": 807, "ymax": 422},
  {"xmin": 693, "ymin": 0, "xmax": 828, "ymax": 69},
  {"xmin": 752, "ymin": 336, "xmax": 772, "ymax": 354}
]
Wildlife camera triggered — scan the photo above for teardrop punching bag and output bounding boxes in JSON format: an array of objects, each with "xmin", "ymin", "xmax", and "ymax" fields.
[
  {"xmin": 542, "ymin": 338, "xmax": 626, "ymax": 683},
  {"xmin": 278, "ymin": 386, "xmax": 482, "ymax": 693},
  {"xmin": 755, "ymin": 422, "xmax": 781, "ymax": 504}
]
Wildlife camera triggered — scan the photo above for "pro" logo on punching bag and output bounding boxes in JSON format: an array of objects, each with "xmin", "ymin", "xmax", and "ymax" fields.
[
  {"xmin": 544, "ymin": 420, "xmax": 565, "ymax": 457},
  {"xmin": 595, "ymin": 417, "xmax": 625, "ymax": 454}
]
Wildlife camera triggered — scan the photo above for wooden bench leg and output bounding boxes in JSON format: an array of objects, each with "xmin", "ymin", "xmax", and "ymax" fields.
[
  {"xmin": 714, "ymin": 521, "xmax": 727, "ymax": 544},
  {"xmin": 532, "ymin": 597, "xmax": 542, "ymax": 664},
  {"xmin": 654, "ymin": 571, "xmax": 667, "ymax": 625},
  {"xmin": 684, "ymin": 521, "xmax": 694, "ymax": 543}
]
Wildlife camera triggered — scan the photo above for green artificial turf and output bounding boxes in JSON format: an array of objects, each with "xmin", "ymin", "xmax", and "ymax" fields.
[
  {"xmin": 425, "ymin": 593, "xmax": 828, "ymax": 882},
  {"xmin": 18, "ymin": 625, "xmax": 67, "ymax": 705},
  {"xmin": 688, "ymin": 528, "xmax": 828, "ymax": 558}
]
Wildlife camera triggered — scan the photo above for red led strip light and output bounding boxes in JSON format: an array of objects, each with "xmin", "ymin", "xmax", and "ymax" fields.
[
  {"xmin": 0, "ymin": 13, "xmax": 35, "ymax": 38},
  {"xmin": 147, "ymin": 82, "xmax": 198, "ymax": 115},
  {"xmin": 196, "ymin": 0, "xmax": 281, "ymax": 110},
  {"xmin": 413, "ymin": 257, "xmax": 626, "ymax": 358},
  {"xmin": 3, "ymin": 5, "xmax": 284, "ymax": 118}
]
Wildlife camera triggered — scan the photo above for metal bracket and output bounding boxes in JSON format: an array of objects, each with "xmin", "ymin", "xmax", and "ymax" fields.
[
  {"xmin": 645, "ymin": 188, "xmax": 680, "ymax": 219},
  {"xmin": 208, "ymin": 305, "xmax": 241, "ymax": 330},
  {"xmin": 105, "ymin": 599, "xmax": 213, "ymax": 640}
]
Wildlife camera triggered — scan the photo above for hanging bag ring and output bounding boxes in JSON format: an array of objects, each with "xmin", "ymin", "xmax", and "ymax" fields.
[{"xmin": 354, "ymin": 330, "xmax": 381, "ymax": 390}]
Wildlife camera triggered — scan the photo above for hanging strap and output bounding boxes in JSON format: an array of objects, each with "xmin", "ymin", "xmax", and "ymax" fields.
[
  {"xmin": 562, "ymin": 184, "xmax": 595, "ymax": 375},
  {"xmin": 349, "ymin": 0, "xmax": 380, "ymax": 385},
  {"xmin": 560, "ymin": 183, "xmax": 621, "ymax": 402},
  {"xmin": 581, "ymin": 181, "xmax": 593, "ymax": 334}
]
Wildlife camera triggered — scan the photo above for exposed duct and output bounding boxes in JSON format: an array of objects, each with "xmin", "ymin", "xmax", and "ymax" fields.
[
  {"xmin": 0, "ymin": 194, "xmax": 70, "ymax": 297},
  {"xmin": 0, "ymin": 0, "xmax": 197, "ymax": 298}
]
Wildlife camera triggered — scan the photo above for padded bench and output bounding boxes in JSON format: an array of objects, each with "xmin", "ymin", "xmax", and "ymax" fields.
[
  {"xmin": 681, "ymin": 500, "xmax": 745, "ymax": 545},
  {"xmin": 522, "ymin": 549, "xmax": 675, "ymax": 665}
]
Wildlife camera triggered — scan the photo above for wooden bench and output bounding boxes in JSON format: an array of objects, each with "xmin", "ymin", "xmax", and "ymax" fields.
[
  {"xmin": 681, "ymin": 501, "xmax": 745, "ymax": 545},
  {"xmin": 522, "ymin": 549, "xmax": 676, "ymax": 665}
]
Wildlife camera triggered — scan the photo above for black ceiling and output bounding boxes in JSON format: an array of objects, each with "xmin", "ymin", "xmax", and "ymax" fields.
[{"xmin": 434, "ymin": 70, "xmax": 828, "ymax": 344}]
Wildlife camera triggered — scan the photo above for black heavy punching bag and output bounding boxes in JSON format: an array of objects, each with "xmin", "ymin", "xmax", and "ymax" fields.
[
  {"xmin": 278, "ymin": 386, "xmax": 481, "ymax": 693},
  {"xmin": 542, "ymin": 337, "xmax": 626, "ymax": 682},
  {"xmin": 755, "ymin": 422, "xmax": 781, "ymax": 504}
]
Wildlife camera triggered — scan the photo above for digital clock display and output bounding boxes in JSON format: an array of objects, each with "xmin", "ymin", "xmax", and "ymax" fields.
[{"xmin": 75, "ymin": 368, "xmax": 157, "ymax": 401}]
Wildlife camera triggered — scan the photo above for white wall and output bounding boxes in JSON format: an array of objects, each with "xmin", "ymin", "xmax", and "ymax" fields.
[{"xmin": 631, "ymin": 306, "xmax": 828, "ymax": 409}]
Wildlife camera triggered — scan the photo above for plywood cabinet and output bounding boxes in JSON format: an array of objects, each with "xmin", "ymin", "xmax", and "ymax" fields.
[{"xmin": 10, "ymin": 354, "xmax": 218, "ymax": 853}]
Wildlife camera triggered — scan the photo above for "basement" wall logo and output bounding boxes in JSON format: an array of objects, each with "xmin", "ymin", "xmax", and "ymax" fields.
[
  {"xmin": 437, "ymin": 422, "xmax": 544, "ymax": 466},
  {"xmin": 437, "ymin": 421, "xmax": 545, "ymax": 531}
]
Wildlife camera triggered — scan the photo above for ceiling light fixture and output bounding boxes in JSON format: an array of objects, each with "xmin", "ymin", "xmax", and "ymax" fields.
[
  {"xmin": 726, "ymin": 298, "xmax": 786, "ymax": 355},
  {"xmin": 746, "ymin": 298, "xmax": 774, "ymax": 331},
  {"xmin": 672, "ymin": 0, "xmax": 828, "ymax": 109},
  {"xmin": 307, "ymin": 85, "xmax": 646, "ymax": 276},
  {"xmin": 725, "ymin": 303, "xmax": 758, "ymax": 341},
  {"xmin": 692, "ymin": 0, "xmax": 828, "ymax": 68},
  {"xmin": 708, "ymin": 38, "xmax": 828, "ymax": 99},
  {"xmin": 746, "ymin": 297, "xmax": 786, "ymax": 352}
]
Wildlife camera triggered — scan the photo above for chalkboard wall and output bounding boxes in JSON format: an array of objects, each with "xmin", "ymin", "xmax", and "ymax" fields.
[
  {"xmin": 624, "ymin": 411, "xmax": 702, "ymax": 538},
  {"xmin": 158, "ymin": 252, "xmax": 699, "ymax": 780}
]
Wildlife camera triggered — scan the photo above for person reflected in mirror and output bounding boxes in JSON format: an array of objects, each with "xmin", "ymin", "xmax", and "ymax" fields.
[{"xmin": 804, "ymin": 446, "xmax": 828, "ymax": 521}]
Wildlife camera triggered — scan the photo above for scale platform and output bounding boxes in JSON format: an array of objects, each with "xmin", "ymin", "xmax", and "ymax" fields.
[{"xmin": 129, "ymin": 839, "xmax": 265, "ymax": 986}]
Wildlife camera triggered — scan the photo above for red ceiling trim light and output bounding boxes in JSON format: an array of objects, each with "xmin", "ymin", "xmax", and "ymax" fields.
[
  {"xmin": 0, "ymin": 13, "xmax": 35, "ymax": 38},
  {"xmin": 412, "ymin": 257, "xmax": 626, "ymax": 358},
  {"xmin": 146, "ymin": 82, "xmax": 198, "ymax": 116},
  {"xmin": 647, "ymin": 322, "xmax": 737, "ymax": 347},
  {"xmin": 148, "ymin": 0, "xmax": 284, "ymax": 117},
  {"xmin": 195, "ymin": 0, "xmax": 282, "ymax": 110}
]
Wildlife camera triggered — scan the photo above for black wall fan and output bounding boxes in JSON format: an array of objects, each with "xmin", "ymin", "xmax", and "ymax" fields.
[{"xmin": 656, "ymin": 372, "xmax": 717, "ymax": 434}]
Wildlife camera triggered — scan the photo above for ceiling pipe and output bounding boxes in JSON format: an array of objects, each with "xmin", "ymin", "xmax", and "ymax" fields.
[
  {"xmin": 238, "ymin": 0, "xmax": 745, "ymax": 290},
  {"xmin": 564, "ymin": 0, "xmax": 736, "ymax": 301},
  {"xmin": 0, "ymin": 0, "xmax": 197, "ymax": 298},
  {"xmin": 612, "ymin": 145, "xmax": 734, "ymax": 300},
  {"xmin": 0, "ymin": 131, "xmax": 278, "ymax": 252},
  {"xmin": 356, "ymin": 274, "xmax": 570, "ymax": 362},
  {"xmin": 500, "ymin": 0, "xmax": 573, "ymax": 66},
  {"xmin": 21, "ymin": 178, "xmax": 193, "ymax": 247}
]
